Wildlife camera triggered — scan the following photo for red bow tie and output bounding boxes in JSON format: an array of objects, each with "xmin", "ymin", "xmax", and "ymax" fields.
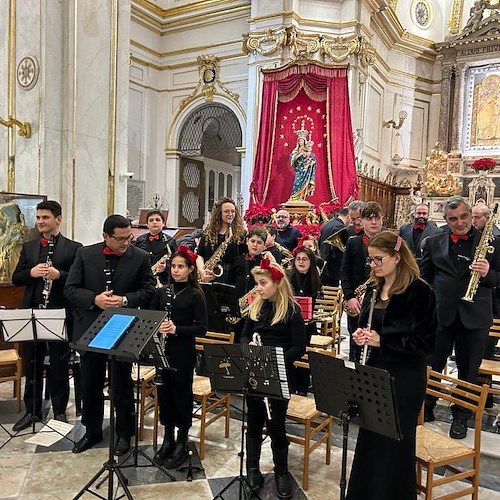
[
  {"xmin": 103, "ymin": 247, "xmax": 122, "ymax": 257},
  {"xmin": 451, "ymin": 233, "xmax": 468, "ymax": 244},
  {"xmin": 40, "ymin": 237, "xmax": 49, "ymax": 247},
  {"xmin": 413, "ymin": 223, "xmax": 425, "ymax": 230},
  {"xmin": 148, "ymin": 234, "xmax": 160, "ymax": 241},
  {"xmin": 362, "ymin": 235, "xmax": 369, "ymax": 245},
  {"xmin": 354, "ymin": 227, "xmax": 363, "ymax": 234}
]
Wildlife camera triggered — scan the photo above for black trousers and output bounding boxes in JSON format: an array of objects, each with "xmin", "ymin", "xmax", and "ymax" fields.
[
  {"xmin": 23, "ymin": 340, "xmax": 70, "ymax": 416},
  {"xmin": 347, "ymin": 315, "xmax": 361, "ymax": 362},
  {"xmin": 157, "ymin": 343, "xmax": 196, "ymax": 430},
  {"xmin": 80, "ymin": 352, "xmax": 135, "ymax": 438},
  {"xmin": 246, "ymin": 396, "xmax": 289, "ymax": 450},
  {"xmin": 427, "ymin": 314, "xmax": 489, "ymax": 419}
]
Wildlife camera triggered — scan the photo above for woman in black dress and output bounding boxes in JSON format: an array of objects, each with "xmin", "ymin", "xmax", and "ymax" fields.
[
  {"xmin": 347, "ymin": 231, "xmax": 437, "ymax": 500},
  {"xmin": 241, "ymin": 259, "xmax": 306, "ymax": 499},
  {"xmin": 287, "ymin": 246, "xmax": 322, "ymax": 394},
  {"xmin": 150, "ymin": 246, "xmax": 208, "ymax": 469}
]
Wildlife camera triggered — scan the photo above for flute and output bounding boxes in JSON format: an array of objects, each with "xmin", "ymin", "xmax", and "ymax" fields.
[
  {"xmin": 360, "ymin": 289, "xmax": 377, "ymax": 366},
  {"xmin": 252, "ymin": 332, "xmax": 272, "ymax": 420}
]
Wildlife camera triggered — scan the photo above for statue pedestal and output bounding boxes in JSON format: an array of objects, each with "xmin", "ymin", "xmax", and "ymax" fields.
[{"xmin": 281, "ymin": 199, "xmax": 317, "ymax": 225}]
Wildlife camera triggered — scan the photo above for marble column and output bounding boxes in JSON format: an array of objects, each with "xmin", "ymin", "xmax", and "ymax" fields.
[
  {"xmin": 438, "ymin": 65, "xmax": 452, "ymax": 150},
  {"xmin": 164, "ymin": 149, "xmax": 181, "ymax": 225},
  {"xmin": 451, "ymin": 63, "xmax": 466, "ymax": 152}
]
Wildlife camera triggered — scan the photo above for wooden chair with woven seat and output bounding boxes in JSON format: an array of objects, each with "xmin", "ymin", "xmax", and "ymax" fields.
[
  {"xmin": 191, "ymin": 331, "xmax": 234, "ymax": 459},
  {"xmin": 478, "ymin": 318, "xmax": 500, "ymax": 403},
  {"xmin": 313, "ymin": 285, "xmax": 343, "ymax": 353},
  {"xmin": 416, "ymin": 368, "xmax": 489, "ymax": 500},
  {"xmin": 0, "ymin": 345, "xmax": 22, "ymax": 412},
  {"xmin": 288, "ymin": 348, "xmax": 335, "ymax": 490},
  {"xmin": 131, "ymin": 364, "xmax": 158, "ymax": 442}
]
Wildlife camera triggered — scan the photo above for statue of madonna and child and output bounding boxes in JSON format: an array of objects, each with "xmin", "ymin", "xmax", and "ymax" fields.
[{"xmin": 289, "ymin": 121, "xmax": 317, "ymax": 201}]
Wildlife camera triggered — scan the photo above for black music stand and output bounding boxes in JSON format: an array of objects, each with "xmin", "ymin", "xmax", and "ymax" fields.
[
  {"xmin": 200, "ymin": 282, "xmax": 240, "ymax": 333},
  {"xmin": 0, "ymin": 308, "xmax": 69, "ymax": 448},
  {"xmin": 71, "ymin": 307, "xmax": 172, "ymax": 500},
  {"xmin": 309, "ymin": 353, "xmax": 400, "ymax": 500},
  {"xmin": 204, "ymin": 343, "xmax": 290, "ymax": 500}
]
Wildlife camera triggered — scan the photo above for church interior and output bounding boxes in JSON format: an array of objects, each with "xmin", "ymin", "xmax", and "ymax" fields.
[{"xmin": 1, "ymin": 0, "xmax": 500, "ymax": 498}]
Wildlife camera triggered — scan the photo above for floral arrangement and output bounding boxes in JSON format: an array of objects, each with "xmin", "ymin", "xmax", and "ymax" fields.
[
  {"xmin": 471, "ymin": 158, "xmax": 496, "ymax": 171},
  {"xmin": 244, "ymin": 203, "xmax": 273, "ymax": 225}
]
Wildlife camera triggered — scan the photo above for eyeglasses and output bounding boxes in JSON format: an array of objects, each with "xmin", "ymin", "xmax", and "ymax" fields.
[
  {"xmin": 366, "ymin": 255, "xmax": 391, "ymax": 267},
  {"xmin": 295, "ymin": 257, "xmax": 310, "ymax": 263},
  {"xmin": 109, "ymin": 234, "xmax": 133, "ymax": 243}
]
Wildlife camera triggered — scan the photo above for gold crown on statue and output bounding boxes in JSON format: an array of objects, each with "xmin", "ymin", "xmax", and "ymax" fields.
[{"xmin": 295, "ymin": 120, "xmax": 309, "ymax": 140}]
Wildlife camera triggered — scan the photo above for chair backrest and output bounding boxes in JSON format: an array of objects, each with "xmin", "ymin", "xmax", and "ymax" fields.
[
  {"xmin": 195, "ymin": 331, "xmax": 235, "ymax": 351},
  {"xmin": 314, "ymin": 285, "xmax": 342, "ymax": 313},
  {"xmin": 489, "ymin": 317, "xmax": 500, "ymax": 339},
  {"xmin": 421, "ymin": 368, "xmax": 489, "ymax": 449}
]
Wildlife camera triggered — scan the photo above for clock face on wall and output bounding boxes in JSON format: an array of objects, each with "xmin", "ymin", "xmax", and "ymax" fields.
[{"xmin": 413, "ymin": 0, "xmax": 432, "ymax": 28}]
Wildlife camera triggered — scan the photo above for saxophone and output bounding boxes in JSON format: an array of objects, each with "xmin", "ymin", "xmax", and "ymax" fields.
[
  {"xmin": 239, "ymin": 286, "xmax": 258, "ymax": 317},
  {"xmin": 152, "ymin": 245, "xmax": 172, "ymax": 288},
  {"xmin": 462, "ymin": 203, "xmax": 498, "ymax": 303},
  {"xmin": 204, "ymin": 225, "xmax": 233, "ymax": 278},
  {"xmin": 342, "ymin": 278, "xmax": 375, "ymax": 317}
]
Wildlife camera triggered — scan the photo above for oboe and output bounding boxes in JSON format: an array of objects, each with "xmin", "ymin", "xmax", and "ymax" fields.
[
  {"xmin": 360, "ymin": 288, "xmax": 377, "ymax": 366},
  {"xmin": 40, "ymin": 236, "xmax": 55, "ymax": 309}
]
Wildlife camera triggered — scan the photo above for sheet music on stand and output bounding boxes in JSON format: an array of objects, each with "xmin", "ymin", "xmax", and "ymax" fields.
[
  {"xmin": 204, "ymin": 343, "xmax": 289, "ymax": 400},
  {"xmin": 0, "ymin": 308, "xmax": 67, "ymax": 342}
]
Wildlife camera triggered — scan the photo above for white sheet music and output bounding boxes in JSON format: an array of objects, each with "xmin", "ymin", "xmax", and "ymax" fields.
[{"xmin": 0, "ymin": 309, "xmax": 66, "ymax": 342}]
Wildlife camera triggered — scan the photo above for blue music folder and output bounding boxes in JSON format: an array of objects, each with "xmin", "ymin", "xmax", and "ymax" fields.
[{"xmin": 89, "ymin": 314, "xmax": 136, "ymax": 350}]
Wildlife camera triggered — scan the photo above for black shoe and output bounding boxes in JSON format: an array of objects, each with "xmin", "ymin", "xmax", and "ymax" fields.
[
  {"xmin": 449, "ymin": 419, "xmax": 468, "ymax": 440},
  {"xmin": 247, "ymin": 467, "xmax": 264, "ymax": 490},
  {"xmin": 154, "ymin": 435, "xmax": 175, "ymax": 463},
  {"xmin": 54, "ymin": 413, "xmax": 68, "ymax": 423},
  {"xmin": 424, "ymin": 406, "xmax": 435, "ymax": 423},
  {"xmin": 275, "ymin": 472, "xmax": 293, "ymax": 499},
  {"xmin": 13, "ymin": 413, "xmax": 42, "ymax": 432},
  {"xmin": 163, "ymin": 442, "xmax": 188, "ymax": 469},
  {"xmin": 72, "ymin": 433, "xmax": 103, "ymax": 454},
  {"xmin": 115, "ymin": 437, "xmax": 131, "ymax": 456}
]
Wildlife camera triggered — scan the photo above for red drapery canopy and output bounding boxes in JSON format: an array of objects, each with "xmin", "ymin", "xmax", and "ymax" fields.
[{"xmin": 250, "ymin": 63, "xmax": 358, "ymax": 208}]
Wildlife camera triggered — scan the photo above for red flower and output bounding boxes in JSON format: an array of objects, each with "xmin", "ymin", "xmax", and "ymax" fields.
[
  {"xmin": 471, "ymin": 158, "xmax": 496, "ymax": 171},
  {"xmin": 244, "ymin": 203, "xmax": 273, "ymax": 224}
]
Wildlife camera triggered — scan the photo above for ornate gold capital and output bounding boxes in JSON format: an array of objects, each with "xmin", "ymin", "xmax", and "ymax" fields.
[
  {"xmin": 423, "ymin": 143, "xmax": 462, "ymax": 196},
  {"xmin": 242, "ymin": 25, "xmax": 376, "ymax": 67}
]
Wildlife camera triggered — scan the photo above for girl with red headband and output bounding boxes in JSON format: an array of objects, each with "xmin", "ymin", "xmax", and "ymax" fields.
[
  {"xmin": 241, "ymin": 258, "xmax": 306, "ymax": 499},
  {"xmin": 149, "ymin": 245, "xmax": 208, "ymax": 469}
]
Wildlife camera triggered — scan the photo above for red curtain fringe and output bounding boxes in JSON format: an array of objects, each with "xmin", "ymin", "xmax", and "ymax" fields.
[
  {"xmin": 263, "ymin": 63, "xmax": 348, "ymax": 82},
  {"xmin": 278, "ymin": 81, "xmax": 326, "ymax": 103}
]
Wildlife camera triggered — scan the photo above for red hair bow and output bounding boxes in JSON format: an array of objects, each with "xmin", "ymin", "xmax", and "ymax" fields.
[
  {"xmin": 177, "ymin": 245, "xmax": 197, "ymax": 266},
  {"xmin": 292, "ymin": 245, "xmax": 307, "ymax": 256},
  {"xmin": 260, "ymin": 258, "xmax": 284, "ymax": 281}
]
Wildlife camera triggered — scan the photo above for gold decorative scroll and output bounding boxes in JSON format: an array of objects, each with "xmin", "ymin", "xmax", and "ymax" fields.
[
  {"xmin": 242, "ymin": 25, "xmax": 375, "ymax": 67},
  {"xmin": 448, "ymin": 0, "xmax": 465, "ymax": 34},
  {"xmin": 423, "ymin": 143, "xmax": 461, "ymax": 197},
  {"xmin": 179, "ymin": 54, "xmax": 239, "ymax": 111}
]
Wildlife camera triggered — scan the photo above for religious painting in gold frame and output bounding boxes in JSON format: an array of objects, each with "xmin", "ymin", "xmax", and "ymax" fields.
[
  {"xmin": 465, "ymin": 64, "xmax": 500, "ymax": 154},
  {"xmin": 0, "ymin": 192, "xmax": 46, "ymax": 284}
]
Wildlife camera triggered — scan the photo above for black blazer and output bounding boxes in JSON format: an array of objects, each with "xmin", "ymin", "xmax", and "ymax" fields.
[
  {"xmin": 399, "ymin": 222, "xmax": 442, "ymax": 261},
  {"xmin": 64, "ymin": 242, "xmax": 155, "ymax": 341},
  {"xmin": 318, "ymin": 217, "xmax": 344, "ymax": 247},
  {"xmin": 12, "ymin": 235, "xmax": 82, "ymax": 309},
  {"xmin": 359, "ymin": 279, "xmax": 437, "ymax": 362},
  {"xmin": 420, "ymin": 229, "xmax": 500, "ymax": 329},
  {"xmin": 340, "ymin": 235, "xmax": 370, "ymax": 301}
]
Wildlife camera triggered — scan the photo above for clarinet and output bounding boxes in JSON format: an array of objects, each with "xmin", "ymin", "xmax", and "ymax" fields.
[
  {"xmin": 104, "ymin": 259, "xmax": 112, "ymax": 293},
  {"xmin": 155, "ymin": 285, "xmax": 175, "ymax": 384},
  {"xmin": 40, "ymin": 236, "xmax": 55, "ymax": 309}
]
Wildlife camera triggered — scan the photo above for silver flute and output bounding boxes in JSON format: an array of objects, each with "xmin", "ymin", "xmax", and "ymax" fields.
[{"xmin": 360, "ymin": 289, "xmax": 377, "ymax": 366}]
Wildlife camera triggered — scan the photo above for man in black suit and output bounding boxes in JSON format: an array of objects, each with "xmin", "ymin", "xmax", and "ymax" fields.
[
  {"xmin": 472, "ymin": 202, "xmax": 500, "ymax": 237},
  {"xmin": 65, "ymin": 215, "xmax": 155, "ymax": 455},
  {"xmin": 11, "ymin": 200, "xmax": 82, "ymax": 431},
  {"xmin": 340, "ymin": 201, "xmax": 383, "ymax": 361},
  {"xmin": 319, "ymin": 207, "xmax": 349, "ymax": 286},
  {"xmin": 134, "ymin": 209, "xmax": 177, "ymax": 285},
  {"xmin": 399, "ymin": 203, "xmax": 442, "ymax": 264},
  {"xmin": 275, "ymin": 209, "xmax": 301, "ymax": 251},
  {"xmin": 421, "ymin": 196, "xmax": 500, "ymax": 439}
]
